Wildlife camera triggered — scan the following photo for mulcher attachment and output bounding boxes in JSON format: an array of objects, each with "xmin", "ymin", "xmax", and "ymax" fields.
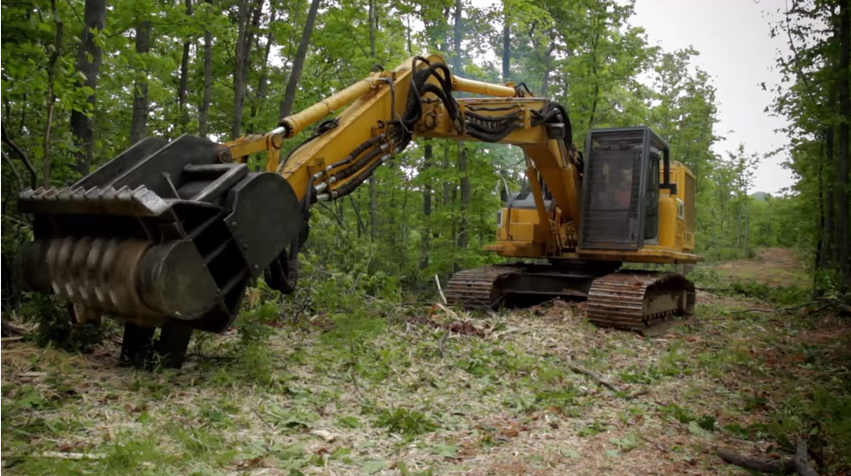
[{"xmin": 17, "ymin": 134, "xmax": 303, "ymax": 369}]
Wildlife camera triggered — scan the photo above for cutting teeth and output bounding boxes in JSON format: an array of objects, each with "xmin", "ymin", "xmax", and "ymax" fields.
[
  {"xmin": 116, "ymin": 186, "xmax": 133, "ymax": 201},
  {"xmin": 84, "ymin": 187, "xmax": 99, "ymax": 200},
  {"xmin": 71, "ymin": 187, "xmax": 87, "ymax": 201},
  {"xmin": 37, "ymin": 237, "xmax": 155, "ymax": 319},
  {"xmin": 100, "ymin": 187, "xmax": 117, "ymax": 200},
  {"xmin": 32, "ymin": 187, "xmax": 57, "ymax": 200}
]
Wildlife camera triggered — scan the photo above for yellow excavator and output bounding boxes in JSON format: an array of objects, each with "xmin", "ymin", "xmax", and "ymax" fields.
[{"xmin": 15, "ymin": 54, "xmax": 702, "ymax": 369}]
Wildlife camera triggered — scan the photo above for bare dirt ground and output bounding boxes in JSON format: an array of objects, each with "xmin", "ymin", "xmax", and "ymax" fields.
[
  {"xmin": 3, "ymin": 288, "xmax": 850, "ymax": 476},
  {"xmin": 713, "ymin": 247, "xmax": 809, "ymax": 287}
]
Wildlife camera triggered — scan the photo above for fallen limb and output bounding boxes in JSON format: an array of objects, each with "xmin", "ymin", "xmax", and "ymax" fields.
[
  {"xmin": 730, "ymin": 298, "xmax": 843, "ymax": 316},
  {"xmin": 716, "ymin": 447, "xmax": 795, "ymax": 474},
  {"xmin": 641, "ymin": 434, "xmax": 667, "ymax": 453},
  {"xmin": 623, "ymin": 389, "xmax": 649, "ymax": 400},
  {"xmin": 566, "ymin": 361, "xmax": 621, "ymax": 393},
  {"xmin": 716, "ymin": 442, "xmax": 820, "ymax": 476},
  {"xmin": 39, "ymin": 451, "xmax": 105, "ymax": 460},
  {"xmin": 794, "ymin": 441, "xmax": 819, "ymax": 476}
]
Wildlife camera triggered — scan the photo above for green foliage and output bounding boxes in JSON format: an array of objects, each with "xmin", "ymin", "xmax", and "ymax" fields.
[
  {"xmin": 532, "ymin": 386, "xmax": 581, "ymax": 414},
  {"xmin": 233, "ymin": 300, "xmax": 280, "ymax": 345},
  {"xmin": 22, "ymin": 294, "xmax": 105, "ymax": 354},
  {"xmin": 726, "ymin": 281, "xmax": 810, "ymax": 307},
  {"xmin": 375, "ymin": 407, "xmax": 439, "ymax": 437}
]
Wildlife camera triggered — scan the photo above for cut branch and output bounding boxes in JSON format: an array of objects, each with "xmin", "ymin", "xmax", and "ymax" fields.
[{"xmin": 434, "ymin": 275, "xmax": 447, "ymax": 305}]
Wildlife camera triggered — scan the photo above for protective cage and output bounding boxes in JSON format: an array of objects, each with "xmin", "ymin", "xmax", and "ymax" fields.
[{"xmin": 578, "ymin": 126, "xmax": 670, "ymax": 251}]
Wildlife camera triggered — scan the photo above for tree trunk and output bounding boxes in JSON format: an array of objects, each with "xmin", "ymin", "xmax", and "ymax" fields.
[
  {"xmin": 129, "ymin": 20, "xmax": 151, "ymax": 145},
  {"xmin": 369, "ymin": 0, "xmax": 376, "ymax": 59},
  {"xmin": 821, "ymin": 129, "xmax": 834, "ymax": 271},
  {"xmin": 421, "ymin": 140, "xmax": 433, "ymax": 270},
  {"xmin": 502, "ymin": 3, "xmax": 510, "ymax": 81},
  {"xmin": 178, "ymin": 0, "xmax": 192, "ymax": 127},
  {"xmin": 232, "ymin": 0, "xmax": 249, "ymax": 139},
  {"xmin": 199, "ymin": 23, "xmax": 213, "ymax": 138},
  {"xmin": 400, "ymin": 182, "xmax": 410, "ymax": 266},
  {"xmin": 743, "ymin": 197, "xmax": 750, "ymax": 258},
  {"xmin": 279, "ymin": 0, "xmax": 322, "ymax": 118},
  {"xmin": 816, "ymin": 138, "xmax": 825, "ymax": 273},
  {"xmin": 249, "ymin": 8, "xmax": 277, "ymax": 133},
  {"xmin": 43, "ymin": 0, "xmax": 63, "ymax": 187},
  {"xmin": 350, "ymin": 195, "xmax": 364, "ymax": 238},
  {"xmin": 453, "ymin": 0, "xmax": 462, "ymax": 72},
  {"xmin": 542, "ymin": 41, "xmax": 555, "ymax": 97},
  {"xmin": 387, "ymin": 182, "xmax": 397, "ymax": 247},
  {"xmin": 443, "ymin": 146, "xmax": 451, "ymax": 207},
  {"xmin": 458, "ymin": 145, "xmax": 469, "ymax": 249},
  {"xmin": 232, "ymin": 0, "xmax": 263, "ymax": 139},
  {"xmin": 69, "ymin": 0, "xmax": 107, "ymax": 175},
  {"xmin": 369, "ymin": 178, "xmax": 378, "ymax": 238},
  {"xmin": 837, "ymin": 0, "xmax": 850, "ymax": 291},
  {"xmin": 454, "ymin": 0, "xmax": 469, "ymax": 250},
  {"xmin": 587, "ymin": 29, "xmax": 601, "ymax": 128},
  {"xmin": 736, "ymin": 205, "xmax": 741, "ymax": 248},
  {"xmin": 367, "ymin": 0, "xmax": 379, "ymax": 238},
  {"xmin": 406, "ymin": 14, "xmax": 412, "ymax": 55}
]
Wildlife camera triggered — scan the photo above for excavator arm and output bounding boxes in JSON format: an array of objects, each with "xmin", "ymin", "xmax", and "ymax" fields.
[
  {"xmin": 228, "ymin": 55, "xmax": 581, "ymax": 216},
  {"xmin": 15, "ymin": 54, "xmax": 584, "ymax": 368}
]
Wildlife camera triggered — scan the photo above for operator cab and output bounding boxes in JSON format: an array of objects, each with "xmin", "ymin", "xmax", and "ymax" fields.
[{"xmin": 578, "ymin": 126, "xmax": 675, "ymax": 251}]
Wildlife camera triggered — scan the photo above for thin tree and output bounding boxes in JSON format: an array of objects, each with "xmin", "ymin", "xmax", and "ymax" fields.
[
  {"xmin": 837, "ymin": 0, "xmax": 850, "ymax": 290},
  {"xmin": 454, "ymin": 0, "xmax": 470, "ymax": 252},
  {"xmin": 69, "ymin": 0, "xmax": 107, "ymax": 175},
  {"xmin": 368, "ymin": 0, "xmax": 378, "ymax": 238},
  {"xmin": 129, "ymin": 19, "xmax": 152, "ymax": 144},
  {"xmin": 178, "ymin": 0, "xmax": 193, "ymax": 127},
  {"xmin": 279, "ymin": 0, "xmax": 322, "ymax": 118},
  {"xmin": 199, "ymin": 0, "xmax": 214, "ymax": 138},
  {"xmin": 232, "ymin": 0, "xmax": 264, "ymax": 139}
]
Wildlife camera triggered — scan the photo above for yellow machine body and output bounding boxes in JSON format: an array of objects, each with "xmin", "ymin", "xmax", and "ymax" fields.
[{"xmin": 489, "ymin": 160, "xmax": 699, "ymax": 263}]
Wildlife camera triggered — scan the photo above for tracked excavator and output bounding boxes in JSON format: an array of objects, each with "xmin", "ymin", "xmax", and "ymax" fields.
[{"xmin": 15, "ymin": 53, "xmax": 702, "ymax": 369}]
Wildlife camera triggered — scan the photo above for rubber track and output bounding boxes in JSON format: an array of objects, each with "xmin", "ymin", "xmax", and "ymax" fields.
[
  {"xmin": 444, "ymin": 265, "xmax": 523, "ymax": 309},
  {"xmin": 586, "ymin": 270, "xmax": 695, "ymax": 334}
]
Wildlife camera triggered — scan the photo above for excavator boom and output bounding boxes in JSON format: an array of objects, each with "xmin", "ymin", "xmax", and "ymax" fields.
[{"xmin": 15, "ymin": 54, "xmax": 700, "ymax": 369}]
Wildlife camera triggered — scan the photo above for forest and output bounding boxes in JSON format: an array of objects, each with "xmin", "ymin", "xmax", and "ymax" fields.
[{"xmin": 1, "ymin": 0, "xmax": 850, "ymax": 475}]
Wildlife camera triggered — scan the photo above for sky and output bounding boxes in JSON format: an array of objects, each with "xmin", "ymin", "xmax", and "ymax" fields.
[{"xmin": 630, "ymin": 0, "xmax": 796, "ymax": 195}]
